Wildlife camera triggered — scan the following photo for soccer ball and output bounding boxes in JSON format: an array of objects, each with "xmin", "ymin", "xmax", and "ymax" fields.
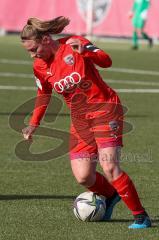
[{"xmin": 73, "ymin": 191, "xmax": 106, "ymax": 222}]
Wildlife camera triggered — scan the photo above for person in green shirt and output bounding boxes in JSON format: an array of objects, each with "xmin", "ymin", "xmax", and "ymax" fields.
[{"xmin": 129, "ymin": 0, "xmax": 153, "ymax": 49}]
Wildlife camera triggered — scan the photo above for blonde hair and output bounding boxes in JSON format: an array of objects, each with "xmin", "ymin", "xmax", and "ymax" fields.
[{"xmin": 21, "ymin": 16, "xmax": 70, "ymax": 41}]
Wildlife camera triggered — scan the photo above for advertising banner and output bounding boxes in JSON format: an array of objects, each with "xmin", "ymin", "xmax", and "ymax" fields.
[{"xmin": 0, "ymin": 0, "xmax": 158, "ymax": 38}]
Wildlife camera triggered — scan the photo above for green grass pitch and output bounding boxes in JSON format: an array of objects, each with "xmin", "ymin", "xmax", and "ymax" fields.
[{"xmin": 0, "ymin": 35, "xmax": 159, "ymax": 239}]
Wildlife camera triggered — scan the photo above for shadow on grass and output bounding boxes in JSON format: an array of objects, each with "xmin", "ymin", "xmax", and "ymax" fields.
[
  {"xmin": 108, "ymin": 218, "xmax": 159, "ymax": 223},
  {"xmin": 0, "ymin": 195, "xmax": 158, "ymax": 226},
  {"xmin": 105, "ymin": 218, "xmax": 159, "ymax": 227},
  {"xmin": 0, "ymin": 194, "xmax": 76, "ymax": 201}
]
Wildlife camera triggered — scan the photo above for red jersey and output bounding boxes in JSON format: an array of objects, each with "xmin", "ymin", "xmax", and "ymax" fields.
[{"xmin": 30, "ymin": 36, "xmax": 117, "ymax": 126}]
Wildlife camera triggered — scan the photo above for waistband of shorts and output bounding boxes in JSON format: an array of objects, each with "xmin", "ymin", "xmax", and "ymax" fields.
[{"xmin": 70, "ymin": 152, "xmax": 98, "ymax": 161}]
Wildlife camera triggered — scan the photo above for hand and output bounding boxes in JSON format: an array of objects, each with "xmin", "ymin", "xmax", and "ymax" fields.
[
  {"xmin": 66, "ymin": 38, "xmax": 84, "ymax": 54},
  {"xmin": 128, "ymin": 11, "xmax": 133, "ymax": 19},
  {"xmin": 22, "ymin": 125, "xmax": 37, "ymax": 140}
]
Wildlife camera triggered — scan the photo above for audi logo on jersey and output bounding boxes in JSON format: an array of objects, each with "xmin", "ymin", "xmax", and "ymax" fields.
[{"xmin": 54, "ymin": 72, "xmax": 81, "ymax": 93}]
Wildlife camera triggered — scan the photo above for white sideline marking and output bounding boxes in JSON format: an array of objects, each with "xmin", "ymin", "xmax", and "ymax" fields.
[
  {"xmin": 106, "ymin": 79, "xmax": 159, "ymax": 86},
  {"xmin": 0, "ymin": 72, "xmax": 33, "ymax": 78},
  {"xmin": 0, "ymin": 58, "xmax": 31, "ymax": 65},
  {"xmin": 116, "ymin": 89, "xmax": 159, "ymax": 93},
  {"xmin": 1, "ymin": 58, "xmax": 159, "ymax": 76},
  {"xmin": 0, "ymin": 85, "xmax": 36, "ymax": 90},
  {"xmin": 1, "ymin": 71, "xmax": 159, "ymax": 87},
  {"xmin": 105, "ymin": 67, "xmax": 159, "ymax": 76},
  {"xmin": 0, "ymin": 85, "xmax": 159, "ymax": 93}
]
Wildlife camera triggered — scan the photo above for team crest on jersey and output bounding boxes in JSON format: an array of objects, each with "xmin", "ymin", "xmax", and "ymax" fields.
[
  {"xmin": 76, "ymin": 0, "xmax": 111, "ymax": 26},
  {"xmin": 109, "ymin": 120, "xmax": 119, "ymax": 131},
  {"xmin": 64, "ymin": 54, "xmax": 75, "ymax": 65}
]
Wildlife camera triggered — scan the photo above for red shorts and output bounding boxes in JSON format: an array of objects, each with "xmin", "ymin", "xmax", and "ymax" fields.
[{"xmin": 69, "ymin": 95, "xmax": 123, "ymax": 160}]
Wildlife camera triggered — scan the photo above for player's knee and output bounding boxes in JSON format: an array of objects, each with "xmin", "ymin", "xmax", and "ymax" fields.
[
  {"xmin": 99, "ymin": 156, "xmax": 118, "ymax": 177},
  {"xmin": 100, "ymin": 162, "xmax": 122, "ymax": 182},
  {"xmin": 100, "ymin": 155, "xmax": 117, "ymax": 171},
  {"xmin": 75, "ymin": 174, "xmax": 95, "ymax": 187},
  {"xmin": 102, "ymin": 163, "xmax": 115, "ymax": 175}
]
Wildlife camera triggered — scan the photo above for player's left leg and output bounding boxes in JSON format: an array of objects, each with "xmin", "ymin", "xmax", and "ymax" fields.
[
  {"xmin": 141, "ymin": 27, "xmax": 153, "ymax": 48},
  {"xmin": 98, "ymin": 146, "xmax": 151, "ymax": 229}
]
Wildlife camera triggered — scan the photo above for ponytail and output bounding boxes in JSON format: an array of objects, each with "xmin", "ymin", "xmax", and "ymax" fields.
[{"xmin": 21, "ymin": 16, "xmax": 70, "ymax": 40}]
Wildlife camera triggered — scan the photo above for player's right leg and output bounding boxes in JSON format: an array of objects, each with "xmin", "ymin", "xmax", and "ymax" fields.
[
  {"xmin": 69, "ymin": 115, "xmax": 120, "ymax": 220},
  {"xmin": 70, "ymin": 155, "xmax": 97, "ymax": 188},
  {"xmin": 132, "ymin": 18, "xmax": 139, "ymax": 49},
  {"xmin": 70, "ymin": 154, "xmax": 121, "ymax": 221},
  {"xmin": 70, "ymin": 152, "xmax": 118, "ymax": 197},
  {"xmin": 70, "ymin": 122, "xmax": 117, "ymax": 197},
  {"xmin": 132, "ymin": 30, "xmax": 139, "ymax": 50},
  {"xmin": 69, "ymin": 123, "xmax": 98, "ymax": 188},
  {"xmin": 132, "ymin": 14, "xmax": 143, "ymax": 49}
]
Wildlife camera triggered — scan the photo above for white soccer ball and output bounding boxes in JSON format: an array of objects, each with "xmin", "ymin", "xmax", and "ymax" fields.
[{"xmin": 73, "ymin": 191, "xmax": 106, "ymax": 222}]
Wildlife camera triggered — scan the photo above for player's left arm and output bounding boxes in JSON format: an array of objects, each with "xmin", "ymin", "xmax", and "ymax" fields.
[
  {"xmin": 140, "ymin": 0, "xmax": 150, "ymax": 20},
  {"xmin": 66, "ymin": 36, "xmax": 112, "ymax": 68},
  {"xmin": 144, "ymin": 0, "xmax": 150, "ymax": 9}
]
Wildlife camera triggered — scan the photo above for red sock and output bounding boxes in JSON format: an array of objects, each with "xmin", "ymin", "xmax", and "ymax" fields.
[
  {"xmin": 88, "ymin": 172, "xmax": 116, "ymax": 198},
  {"xmin": 112, "ymin": 172, "xmax": 145, "ymax": 215}
]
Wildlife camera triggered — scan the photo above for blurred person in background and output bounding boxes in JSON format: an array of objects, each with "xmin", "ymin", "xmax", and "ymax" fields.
[
  {"xmin": 129, "ymin": 0, "xmax": 153, "ymax": 50},
  {"xmin": 20, "ymin": 16, "xmax": 151, "ymax": 229},
  {"xmin": 0, "ymin": 22, "xmax": 6, "ymax": 36}
]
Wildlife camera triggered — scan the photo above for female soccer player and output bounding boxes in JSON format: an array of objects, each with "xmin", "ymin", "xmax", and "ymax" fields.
[
  {"xmin": 129, "ymin": 0, "xmax": 153, "ymax": 49},
  {"xmin": 21, "ymin": 16, "xmax": 151, "ymax": 229}
]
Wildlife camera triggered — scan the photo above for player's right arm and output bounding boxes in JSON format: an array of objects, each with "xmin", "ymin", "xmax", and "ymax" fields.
[
  {"xmin": 128, "ymin": 0, "xmax": 137, "ymax": 18},
  {"xmin": 22, "ymin": 67, "xmax": 52, "ymax": 140}
]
